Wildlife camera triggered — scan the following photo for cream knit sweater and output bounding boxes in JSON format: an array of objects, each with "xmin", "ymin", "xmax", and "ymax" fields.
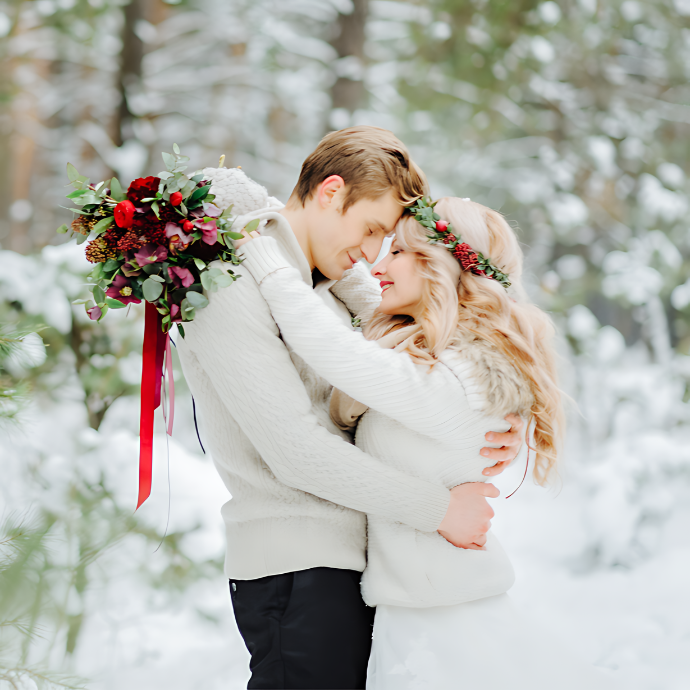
[
  {"xmin": 175, "ymin": 207, "xmax": 451, "ymax": 580},
  {"xmin": 239, "ymin": 236, "xmax": 534, "ymax": 607}
]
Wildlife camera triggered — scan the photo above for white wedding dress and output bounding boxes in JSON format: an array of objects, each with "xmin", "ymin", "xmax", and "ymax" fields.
[{"xmin": 367, "ymin": 593, "xmax": 616, "ymax": 690}]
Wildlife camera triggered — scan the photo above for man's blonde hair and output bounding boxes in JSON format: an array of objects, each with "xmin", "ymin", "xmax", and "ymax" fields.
[{"xmin": 290, "ymin": 126, "xmax": 428, "ymax": 212}]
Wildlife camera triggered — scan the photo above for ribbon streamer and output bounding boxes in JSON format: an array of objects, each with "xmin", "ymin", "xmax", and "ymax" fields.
[{"xmin": 137, "ymin": 303, "xmax": 176, "ymax": 510}]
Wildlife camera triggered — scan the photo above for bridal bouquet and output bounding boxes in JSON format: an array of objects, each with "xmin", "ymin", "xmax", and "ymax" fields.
[
  {"xmin": 57, "ymin": 145, "xmax": 254, "ymax": 337},
  {"xmin": 57, "ymin": 146, "xmax": 261, "ymax": 508}
]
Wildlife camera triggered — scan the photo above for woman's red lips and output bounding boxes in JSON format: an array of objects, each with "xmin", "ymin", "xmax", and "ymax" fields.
[{"xmin": 380, "ymin": 280, "xmax": 393, "ymax": 292}]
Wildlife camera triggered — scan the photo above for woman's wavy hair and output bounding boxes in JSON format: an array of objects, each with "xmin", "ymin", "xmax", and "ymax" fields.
[{"xmin": 364, "ymin": 197, "xmax": 564, "ymax": 485}]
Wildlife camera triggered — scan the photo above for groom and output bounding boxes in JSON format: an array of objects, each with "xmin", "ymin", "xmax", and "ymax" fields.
[{"xmin": 176, "ymin": 126, "xmax": 522, "ymax": 689}]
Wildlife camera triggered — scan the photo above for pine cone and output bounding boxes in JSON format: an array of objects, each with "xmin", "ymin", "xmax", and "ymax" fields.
[
  {"xmin": 71, "ymin": 216, "xmax": 96, "ymax": 236},
  {"xmin": 85, "ymin": 238, "xmax": 118, "ymax": 263}
]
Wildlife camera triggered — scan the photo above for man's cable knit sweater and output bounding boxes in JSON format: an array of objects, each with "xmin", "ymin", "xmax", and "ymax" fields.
[
  {"xmin": 175, "ymin": 202, "xmax": 451, "ymax": 580},
  {"xmin": 238, "ymin": 236, "xmax": 535, "ymax": 607}
]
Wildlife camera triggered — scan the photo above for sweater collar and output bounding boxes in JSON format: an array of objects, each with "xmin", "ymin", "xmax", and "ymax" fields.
[{"xmin": 233, "ymin": 206, "xmax": 313, "ymax": 286}]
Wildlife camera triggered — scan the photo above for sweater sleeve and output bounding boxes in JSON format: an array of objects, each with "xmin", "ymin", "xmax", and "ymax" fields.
[
  {"xmin": 238, "ymin": 237, "xmax": 480, "ymax": 441},
  {"xmin": 183, "ymin": 258, "xmax": 450, "ymax": 532}
]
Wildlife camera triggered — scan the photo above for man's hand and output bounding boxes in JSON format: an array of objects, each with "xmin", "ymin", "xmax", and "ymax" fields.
[
  {"xmin": 481, "ymin": 413, "xmax": 523, "ymax": 478},
  {"xmin": 437, "ymin": 482, "xmax": 500, "ymax": 550}
]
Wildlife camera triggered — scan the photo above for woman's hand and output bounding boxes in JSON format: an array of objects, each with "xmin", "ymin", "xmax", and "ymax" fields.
[
  {"xmin": 234, "ymin": 227, "xmax": 261, "ymax": 248},
  {"xmin": 481, "ymin": 414, "xmax": 523, "ymax": 477}
]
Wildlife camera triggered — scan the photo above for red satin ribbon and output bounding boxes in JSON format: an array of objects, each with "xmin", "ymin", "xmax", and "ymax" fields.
[{"xmin": 137, "ymin": 302, "xmax": 175, "ymax": 510}]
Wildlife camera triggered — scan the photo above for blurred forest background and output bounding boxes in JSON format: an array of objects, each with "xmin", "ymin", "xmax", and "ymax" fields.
[{"xmin": 2, "ymin": 0, "xmax": 690, "ymax": 688}]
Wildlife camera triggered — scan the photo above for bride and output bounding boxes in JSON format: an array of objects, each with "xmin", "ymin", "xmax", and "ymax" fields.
[{"xmin": 235, "ymin": 197, "xmax": 613, "ymax": 689}]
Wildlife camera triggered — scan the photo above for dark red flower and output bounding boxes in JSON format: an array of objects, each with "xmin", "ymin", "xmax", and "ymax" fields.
[
  {"xmin": 170, "ymin": 191, "xmax": 183, "ymax": 206},
  {"xmin": 114, "ymin": 200, "xmax": 135, "ymax": 228},
  {"xmin": 106, "ymin": 274, "xmax": 141, "ymax": 305},
  {"xmin": 168, "ymin": 266, "xmax": 195, "ymax": 288},
  {"xmin": 452, "ymin": 243, "xmax": 480, "ymax": 271},
  {"xmin": 127, "ymin": 176, "xmax": 160, "ymax": 205},
  {"xmin": 436, "ymin": 220, "xmax": 450, "ymax": 233}
]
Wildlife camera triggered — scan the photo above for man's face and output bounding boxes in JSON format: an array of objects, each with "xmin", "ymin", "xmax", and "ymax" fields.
[{"xmin": 307, "ymin": 180, "xmax": 403, "ymax": 281}]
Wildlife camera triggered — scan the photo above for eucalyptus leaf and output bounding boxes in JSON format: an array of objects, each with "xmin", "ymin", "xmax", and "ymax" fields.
[
  {"xmin": 193, "ymin": 257, "xmax": 206, "ymax": 270},
  {"xmin": 105, "ymin": 297, "xmax": 127, "ymax": 309},
  {"xmin": 214, "ymin": 273, "xmax": 234, "ymax": 288},
  {"xmin": 227, "ymin": 231, "xmax": 245, "ymax": 240},
  {"xmin": 173, "ymin": 143, "xmax": 180, "ymax": 154},
  {"xmin": 151, "ymin": 201, "xmax": 160, "ymax": 219},
  {"xmin": 200, "ymin": 271, "xmax": 217, "ymax": 292},
  {"xmin": 66, "ymin": 162, "xmax": 80, "ymax": 182},
  {"xmin": 148, "ymin": 274, "xmax": 165, "ymax": 282},
  {"xmin": 190, "ymin": 174, "xmax": 204, "ymax": 182},
  {"xmin": 162, "ymin": 151, "xmax": 176, "ymax": 171},
  {"xmin": 162, "ymin": 315, "xmax": 171, "ymax": 324},
  {"xmin": 97, "ymin": 304, "xmax": 109, "ymax": 321},
  {"xmin": 159, "ymin": 171, "xmax": 173, "ymax": 180},
  {"xmin": 66, "ymin": 189, "xmax": 89, "ymax": 199},
  {"xmin": 75, "ymin": 233, "xmax": 88, "ymax": 245},
  {"xmin": 110, "ymin": 177, "xmax": 125, "ymax": 201},
  {"xmin": 93, "ymin": 285, "xmax": 105, "ymax": 304},
  {"xmin": 142, "ymin": 278, "xmax": 164, "ymax": 302},
  {"xmin": 103, "ymin": 259, "xmax": 120, "ymax": 272},
  {"xmin": 244, "ymin": 218, "xmax": 261, "ymax": 233},
  {"xmin": 184, "ymin": 291, "xmax": 209, "ymax": 309},
  {"xmin": 92, "ymin": 216, "xmax": 114, "ymax": 236},
  {"xmin": 72, "ymin": 298, "xmax": 89, "ymax": 305},
  {"xmin": 56, "ymin": 224, "xmax": 69, "ymax": 234},
  {"xmin": 207, "ymin": 267, "xmax": 223, "ymax": 279}
]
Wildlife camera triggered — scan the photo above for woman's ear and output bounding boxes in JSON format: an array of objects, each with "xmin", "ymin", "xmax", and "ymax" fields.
[{"xmin": 317, "ymin": 175, "xmax": 346, "ymax": 209}]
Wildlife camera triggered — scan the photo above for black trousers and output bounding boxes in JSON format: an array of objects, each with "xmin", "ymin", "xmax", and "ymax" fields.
[{"xmin": 230, "ymin": 567, "xmax": 375, "ymax": 690}]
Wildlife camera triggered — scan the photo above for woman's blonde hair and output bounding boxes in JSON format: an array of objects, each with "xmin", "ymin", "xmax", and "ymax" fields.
[{"xmin": 365, "ymin": 197, "xmax": 564, "ymax": 485}]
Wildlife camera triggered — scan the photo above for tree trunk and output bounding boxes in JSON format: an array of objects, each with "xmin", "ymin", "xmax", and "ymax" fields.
[
  {"xmin": 329, "ymin": 0, "xmax": 369, "ymax": 124},
  {"xmin": 113, "ymin": 0, "xmax": 145, "ymax": 146}
]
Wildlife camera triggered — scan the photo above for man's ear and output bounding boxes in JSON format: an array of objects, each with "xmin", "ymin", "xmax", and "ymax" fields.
[{"xmin": 317, "ymin": 175, "xmax": 346, "ymax": 210}]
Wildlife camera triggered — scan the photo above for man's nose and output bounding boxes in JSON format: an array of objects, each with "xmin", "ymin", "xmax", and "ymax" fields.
[{"xmin": 360, "ymin": 236, "xmax": 384, "ymax": 264}]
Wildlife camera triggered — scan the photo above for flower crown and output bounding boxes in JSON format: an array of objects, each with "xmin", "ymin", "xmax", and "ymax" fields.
[{"xmin": 404, "ymin": 197, "xmax": 511, "ymax": 289}]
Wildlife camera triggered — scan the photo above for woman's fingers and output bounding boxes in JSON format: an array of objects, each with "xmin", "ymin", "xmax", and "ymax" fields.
[{"xmin": 482, "ymin": 460, "xmax": 510, "ymax": 477}]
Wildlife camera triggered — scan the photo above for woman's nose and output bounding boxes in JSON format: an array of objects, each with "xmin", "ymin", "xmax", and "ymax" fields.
[{"xmin": 371, "ymin": 261, "xmax": 386, "ymax": 278}]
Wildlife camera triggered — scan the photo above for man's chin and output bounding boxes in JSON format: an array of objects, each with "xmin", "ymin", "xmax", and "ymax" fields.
[{"xmin": 316, "ymin": 264, "xmax": 348, "ymax": 281}]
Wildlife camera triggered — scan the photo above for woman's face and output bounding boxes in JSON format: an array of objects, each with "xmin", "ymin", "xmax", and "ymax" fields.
[{"xmin": 371, "ymin": 238, "xmax": 425, "ymax": 318}]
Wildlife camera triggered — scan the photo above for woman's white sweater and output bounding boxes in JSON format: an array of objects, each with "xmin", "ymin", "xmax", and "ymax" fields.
[{"xmin": 239, "ymin": 237, "xmax": 533, "ymax": 608}]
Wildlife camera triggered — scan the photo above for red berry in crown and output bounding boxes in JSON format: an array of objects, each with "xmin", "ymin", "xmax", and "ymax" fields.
[
  {"xmin": 436, "ymin": 220, "xmax": 450, "ymax": 233},
  {"xmin": 453, "ymin": 242, "xmax": 480, "ymax": 271},
  {"xmin": 170, "ymin": 191, "xmax": 183, "ymax": 206}
]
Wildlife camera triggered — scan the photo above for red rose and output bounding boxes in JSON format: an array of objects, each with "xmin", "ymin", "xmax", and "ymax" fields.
[
  {"xmin": 114, "ymin": 200, "xmax": 135, "ymax": 228},
  {"xmin": 182, "ymin": 220, "xmax": 194, "ymax": 232},
  {"xmin": 170, "ymin": 192, "xmax": 183, "ymax": 206},
  {"xmin": 127, "ymin": 176, "xmax": 160, "ymax": 205},
  {"xmin": 436, "ymin": 220, "xmax": 450, "ymax": 233}
]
